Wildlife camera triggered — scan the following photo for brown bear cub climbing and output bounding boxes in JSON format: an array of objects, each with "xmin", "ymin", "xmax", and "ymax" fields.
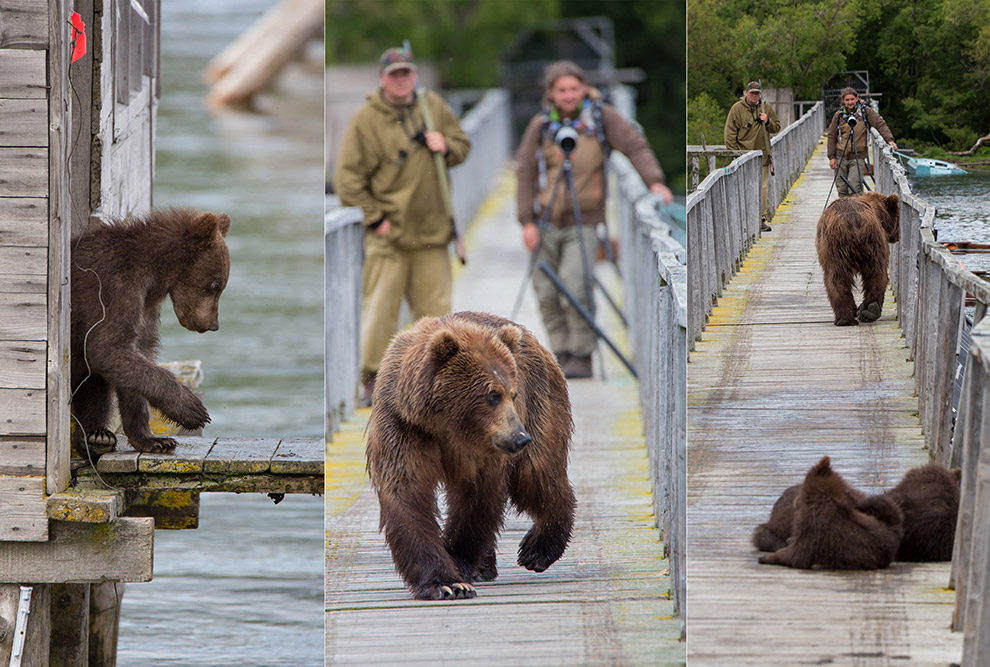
[
  {"xmin": 366, "ymin": 311, "xmax": 576, "ymax": 600},
  {"xmin": 885, "ymin": 463, "xmax": 961, "ymax": 562},
  {"xmin": 758, "ymin": 457, "xmax": 903, "ymax": 570},
  {"xmin": 816, "ymin": 192, "xmax": 900, "ymax": 326},
  {"xmin": 71, "ymin": 208, "xmax": 231, "ymax": 454}
]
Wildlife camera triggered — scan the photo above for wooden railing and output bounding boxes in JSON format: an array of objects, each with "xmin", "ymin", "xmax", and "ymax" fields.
[
  {"xmin": 612, "ymin": 148, "xmax": 687, "ymax": 621},
  {"xmin": 686, "ymin": 102, "xmax": 825, "ymax": 344},
  {"xmin": 869, "ymin": 128, "xmax": 990, "ymax": 660}
]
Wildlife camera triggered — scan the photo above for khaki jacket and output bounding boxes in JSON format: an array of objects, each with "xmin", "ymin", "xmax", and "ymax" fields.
[
  {"xmin": 827, "ymin": 105, "xmax": 895, "ymax": 160},
  {"xmin": 334, "ymin": 89, "xmax": 471, "ymax": 248},
  {"xmin": 516, "ymin": 94, "xmax": 665, "ymax": 228},
  {"xmin": 724, "ymin": 97, "xmax": 780, "ymax": 164}
]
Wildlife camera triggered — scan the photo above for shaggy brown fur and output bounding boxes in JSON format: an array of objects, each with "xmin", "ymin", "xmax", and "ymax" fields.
[
  {"xmin": 885, "ymin": 463, "xmax": 961, "ymax": 562},
  {"xmin": 752, "ymin": 484, "xmax": 801, "ymax": 552},
  {"xmin": 758, "ymin": 457, "xmax": 903, "ymax": 570},
  {"xmin": 71, "ymin": 209, "xmax": 231, "ymax": 454},
  {"xmin": 816, "ymin": 192, "xmax": 900, "ymax": 326},
  {"xmin": 366, "ymin": 311, "xmax": 576, "ymax": 600}
]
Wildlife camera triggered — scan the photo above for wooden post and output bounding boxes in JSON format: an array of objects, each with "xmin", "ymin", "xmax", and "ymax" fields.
[
  {"xmin": 49, "ymin": 584, "xmax": 90, "ymax": 666},
  {"xmin": 0, "ymin": 584, "xmax": 51, "ymax": 667},
  {"xmin": 88, "ymin": 583, "xmax": 124, "ymax": 667}
]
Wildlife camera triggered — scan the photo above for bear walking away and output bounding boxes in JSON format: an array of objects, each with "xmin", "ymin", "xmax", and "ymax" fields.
[
  {"xmin": 885, "ymin": 463, "xmax": 961, "ymax": 562},
  {"xmin": 816, "ymin": 192, "xmax": 900, "ymax": 326},
  {"xmin": 366, "ymin": 311, "xmax": 576, "ymax": 600},
  {"xmin": 758, "ymin": 456, "xmax": 903, "ymax": 570},
  {"xmin": 71, "ymin": 208, "xmax": 231, "ymax": 454}
]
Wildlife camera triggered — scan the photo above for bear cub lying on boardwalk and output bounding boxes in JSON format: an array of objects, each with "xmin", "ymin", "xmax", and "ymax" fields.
[
  {"xmin": 71, "ymin": 209, "xmax": 230, "ymax": 454},
  {"xmin": 754, "ymin": 460, "xmax": 961, "ymax": 566},
  {"xmin": 756, "ymin": 456, "xmax": 903, "ymax": 570},
  {"xmin": 816, "ymin": 192, "xmax": 900, "ymax": 326},
  {"xmin": 366, "ymin": 312, "xmax": 576, "ymax": 600}
]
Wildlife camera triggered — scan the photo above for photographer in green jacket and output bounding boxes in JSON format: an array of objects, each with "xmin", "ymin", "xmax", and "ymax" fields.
[
  {"xmin": 334, "ymin": 47, "xmax": 471, "ymax": 406},
  {"xmin": 724, "ymin": 81, "xmax": 780, "ymax": 231}
]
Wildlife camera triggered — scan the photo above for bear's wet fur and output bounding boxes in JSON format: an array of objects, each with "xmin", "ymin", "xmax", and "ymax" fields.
[
  {"xmin": 816, "ymin": 192, "xmax": 900, "ymax": 326},
  {"xmin": 758, "ymin": 457, "xmax": 903, "ymax": 570},
  {"xmin": 366, "ymin": 311, "xmax": 576, "ymax": 600},
  {"xmin": 71, "ymin": 208, "xmax": 231, "ymax": 454},
  {"xmin": 885, "ymin": 463, "xmax": 961, "ymax": 562}
]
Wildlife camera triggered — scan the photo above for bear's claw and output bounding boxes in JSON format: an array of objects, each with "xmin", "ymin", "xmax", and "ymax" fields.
[
  {"xmin": 440, "ymin": 583, "xmax": 476, "ymax": 599},
  {"xmin": 129, "ymin": 436, "xmax": 178, "ymax": 454},
  {"xmin": 834, "ymin": 317, "xmax": 859, "ymax": 327},
  {"xmin": 857, "ymin": 301, "xmax": 882, "ymax": 323}
]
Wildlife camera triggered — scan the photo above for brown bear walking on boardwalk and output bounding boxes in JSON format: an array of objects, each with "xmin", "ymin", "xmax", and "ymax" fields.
[
  {"xmin": 71, "ymin": 209, "xmax": 231, "ymax": 454},
  {"xmin": 816, "ymin": 192, "xmax": 900, "ymax": 326},
  {"xmin": 758, "ymin": 457, "xmax": 903, "ymax": 570},
  {"xmin": 885, "ymin": 463, "xmax": 961, "ymax": 562},
  {"xmin": 366, "ymin": 311, "xmax": 576, "ymax": 600}
]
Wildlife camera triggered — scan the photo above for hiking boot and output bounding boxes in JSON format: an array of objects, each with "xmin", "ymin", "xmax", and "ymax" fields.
[
  {"xmin": 561, "ymin": 355, "xmax": 593, "ymax": 379},
  {"xmin": 761, "ymin": 220, "xmax": 772, "ymax": 232},
  {"xmin": 358, "ymin": 373, "xmax": 376, "ymax": 409}
]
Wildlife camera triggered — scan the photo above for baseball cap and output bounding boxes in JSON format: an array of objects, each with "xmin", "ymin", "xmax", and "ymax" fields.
[
  {"xmin": 746, "ymin": 81, "xmax": 761, "ymax": 92},
  {"xmin": 379, "ymin": 47, "xmax": 416, "ymax": 75}
]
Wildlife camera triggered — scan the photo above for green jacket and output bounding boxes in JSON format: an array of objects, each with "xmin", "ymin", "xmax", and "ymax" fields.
[
  {"xmin": 516, "ymin": 92, "xmax": 666, "ymax": 228},
  {"xmin": 724, "ymin": 96, "xmax": 780, "ymax": 163},
  {"xmin": 334, "ymin": 89, "xmax": 471, "ymax": 248}
]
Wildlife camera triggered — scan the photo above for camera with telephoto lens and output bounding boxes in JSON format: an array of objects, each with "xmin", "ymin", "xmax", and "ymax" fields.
[
  {"xmin": 554, "ymin": 125, "xmax": 579, "ymax": 154},
  {"xmin": 844, "ymin": 114, "xmax": 857, "ymax": 128}
]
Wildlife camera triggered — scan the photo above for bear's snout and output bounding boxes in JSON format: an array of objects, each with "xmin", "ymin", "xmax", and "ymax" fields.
[{"xmin": 497, "ymin": 428, "xmax": 532, "ymax": 455}]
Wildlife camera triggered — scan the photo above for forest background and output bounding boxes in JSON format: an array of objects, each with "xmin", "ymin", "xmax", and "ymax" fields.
[
  {"xmin": 325, "ymin": 0, "xmax": 687, "ymax": 191},
  {"xmin": 689, "ymin": 0, "xmax": 990, "ymax": 161}
]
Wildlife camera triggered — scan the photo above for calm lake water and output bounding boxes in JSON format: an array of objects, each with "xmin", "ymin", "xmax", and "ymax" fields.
[
  {"xmin": 909, "ymin": 167, "xmax": 990, "ymax": 274},
  {"xmin": 115, "ymin": 1, "xmax": 324, "ymax": 665}
]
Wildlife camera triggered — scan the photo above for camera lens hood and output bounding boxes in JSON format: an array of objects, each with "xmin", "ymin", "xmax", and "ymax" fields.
[{"xmin": 555, "ymin": 125, "xmax": 579, "ymax": 153}]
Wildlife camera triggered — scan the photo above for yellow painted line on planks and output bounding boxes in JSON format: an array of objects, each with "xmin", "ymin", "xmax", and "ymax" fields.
[
  {"xmin": 451, "ymin": 167, "xmax": 517, "ymax": 281},
  {"xmin": 325, "ymin": 409, "xmax": 370, "ymax": 524}
]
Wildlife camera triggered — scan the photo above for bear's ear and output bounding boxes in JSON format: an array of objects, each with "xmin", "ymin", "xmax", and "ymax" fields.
[
  {"xmin": 428, "ymin": 329, "xmax": 460, "ymax": 367},
  {"xmin": 951, "ymin": 467, "xmax": 963, "ymax": 484},
  {"xmin": 809, "ymin": 456, "xmax": 832, "ymax": 477},
  {"xmin": 216, "ymin": 213, "xmax": 231, "ymax": 237},
  {"xmin": 189, "ymin": 211, "xmax": 223, "ymax": 242},
  {"xmin": 497, "ymin": 324, "xmax": 522, "ymax": 353}
]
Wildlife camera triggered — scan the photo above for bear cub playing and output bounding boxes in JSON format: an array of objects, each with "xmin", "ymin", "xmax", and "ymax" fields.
[
  {"xmin": 366, "ymin": 311, "xmax": 576, "ymax": 600},
  {"xmin": 756, "ymin": 456, "xmax": 903, "ymax": 570},
  {"xmin": 816, "ymin": 191, "xmax": 900, "ymax": 326},
  {"xmin": 71, "ymin": 208, "xmax": 230, "ymax": 454}
]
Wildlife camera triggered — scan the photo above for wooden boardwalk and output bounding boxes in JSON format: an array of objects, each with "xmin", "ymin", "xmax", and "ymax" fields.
[
  {"xmin": 687, "ymin": 142, "xmax": 964, "ymax": 664},
  {"xmin": 325, "ymin": 171, "xmax": 684, "ymax": 665}
]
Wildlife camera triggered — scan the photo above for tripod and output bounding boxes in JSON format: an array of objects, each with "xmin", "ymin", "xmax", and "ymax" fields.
[{"xmin": 510, "ymin": 142, "xmax": 637, "ymax": 379}]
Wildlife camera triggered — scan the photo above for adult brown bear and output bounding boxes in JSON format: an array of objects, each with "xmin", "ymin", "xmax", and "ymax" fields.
[
  {"xmin": 366, "ymin": 311, "xmax": 576, "ymax": 600},
  {"xmin": 757, "ymin": 457, "xmax": 902, "ymax": 570},
  {"xmin": 71, "ymin": 209, "xmax": 230, "ymax": 454},
  {"xmin": 816, "ymin": 192, "xmax": 900, "ymax": 326}
]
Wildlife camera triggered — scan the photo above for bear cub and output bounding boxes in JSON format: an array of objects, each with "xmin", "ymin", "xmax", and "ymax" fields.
[
  {"xmin": 71, "ymin": 208, "xmax": 230, "ymax": 454},
  {"xmin": 757, "ymin": 456, "xmax": 903, "ymax": 570},
  {"xmin": 366, "ymin": 311, "xmax": 577, "ymax": 600},
  {"xmin": 816, "ymin": 191, "xmax": 900, "ymax": 326},
  {"xmin": 885, "ymin": 463, "xmax": 961, "ymax": 562}
]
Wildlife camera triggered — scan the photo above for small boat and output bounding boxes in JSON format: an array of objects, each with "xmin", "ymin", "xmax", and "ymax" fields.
[{"xmin": 900, "ymin": 154, "xmax": 967, "ymax": 176}]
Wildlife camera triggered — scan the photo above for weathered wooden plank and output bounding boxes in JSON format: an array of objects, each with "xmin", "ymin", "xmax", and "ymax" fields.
[
  {"xmin": 132, "ymin": 435, "xmax": 216, "ymax": 473},
  {"xmin": 270, "ymin": 437, "xmax": 323, "ymax": 475},
  {"xmin": 0, "ymin": 291, "xmax": 45, "ymax": 340},
  {"xmin": 0, "ymin": 48, "xmax": 45, "ymax": 98},
  {"xmin": 0, "ymin": 436, "xmax": 44, "ymax": 475},
  {"xmin": 123, "ymin": 489, "xmax": 200, "ymax": 529},
  {"xmin": 0, "ymin": 2, "xmax": 48, "ymax": 49},
  {"xmin": 0, "ymin": 518, "xmax": 153, "ymax": 583},
  {"xmin": 0, "ymin": 339, "xmax": 45, "ymax": 388},
  {"xmin": 0, "ymin": 198, "xmax": 46, "ymax": 246},
  {"xmin": 203, "ymin": 437, "xmax": 277, "ymax": 474},
  {"xmin": 49, "ymin": 584, "xmax": 89, "ymax": 667},
  {"xmin": 0, "ymin": 147, "xmax": 46, "ymax": 196},
  {"xmin": 0, "ymin": 387, "xmax": 44, "ymax": 435},
  {"xmin": 0, "ymin": 583, "xmax": 50, "ymax": 666},
  {"xmin": 0, "ymin": 98, "xmax": 46, "ymax": 146},
  {"xmin": 0, "ymin": 476, "xmax": 47, "ymax": 541},
  {"xmin": 45, "ymin": 488, "xmax": 123, "ymax": 523},
  {"xmin": 0, "ymin": 245, "xmax": 46, "ymax": 276}
]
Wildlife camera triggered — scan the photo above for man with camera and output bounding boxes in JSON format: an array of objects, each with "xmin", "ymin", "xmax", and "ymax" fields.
[
  {"xmin": 335, "ymin": 46, "xmax": 471, "ymax": 406},
  {"xmin": 827, "ymin": 87, "xmax": 898, "ymax": 198},
  {"xmin": 516, "ymin": 60, "xmax": 672, "ymax": 379},
  {"xmin": 724, "ymin": 81, "xmax": 780, "ymax": 232}
]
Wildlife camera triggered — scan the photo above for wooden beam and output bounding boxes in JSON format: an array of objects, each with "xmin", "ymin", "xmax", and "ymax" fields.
[
  {"xmin": 49, "ymin": 583, "xmax": 90, "ymax": 666},
  {"xmin": 0, "ymin": 518, "xmax": 154, "ymax": 583},
  {"xmin": 123, "ymin": 489, "xmax": 200, "ymax": 529},
  {"xmin": 0, "ymin": 476, "xmax": 47, "ymax": 541},
  {"xmin": 0, "ymin": 49, "xmax": 45, "ymax": 98},
  {"xmin": 0, "ymin": 198, "xmax": 47, "ymax": 246},
  {"xmin": 0, "ymin": 388, "xmax": 44, "ymax": 435},
  {"xmin": 45, "ymin": 489, "xmax": 123, "ymax": 523},
  {"xmin": 0, "ymin": 1, "xmax": 48, "ymax": 49}
]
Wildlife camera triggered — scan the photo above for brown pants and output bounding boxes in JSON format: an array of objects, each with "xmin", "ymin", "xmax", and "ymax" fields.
[
  {"xmin": 360, "ymin": 235, "xmax": 452, "ymax": 378},
  {"xmin": 532, "ymin": 224, "xmax": 599, "ymax": 358},
  {"xmin": 837, "ymin": 158, "xmax": 868, "ymax": 198}
]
